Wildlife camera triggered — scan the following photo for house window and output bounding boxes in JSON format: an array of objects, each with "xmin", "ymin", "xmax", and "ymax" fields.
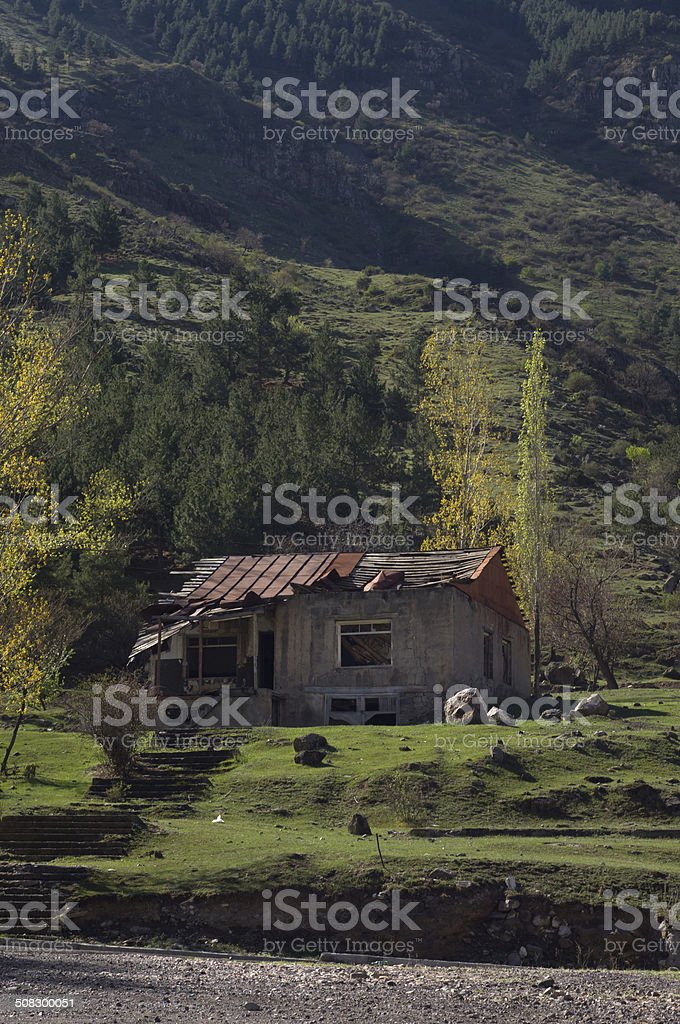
[
  {"xmin": 327, "ymin": 693, "xmax": 398, "ymax": 725},
  {"xmin": 338, "ymin": 621, "xmax": 392, "ymax": 667},
  {"xmin": 330, "ymin": 698, "xmax": 357, "ymax": 712},
  {"xmin": 483, "ymin": 629, "xmax": 494, "ymax": 680},
  {"xmin": 187, "ymin": 635, "xmax": 238, "ymax": 679},
  {"xmin": 502, "ymin": 639, "xmax": 512, "ymax": 686}
]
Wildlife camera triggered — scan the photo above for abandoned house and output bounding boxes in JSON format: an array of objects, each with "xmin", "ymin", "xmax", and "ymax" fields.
[{"xmin": 129, "ymin": 548, "xmax": 530, "ymax": 727}]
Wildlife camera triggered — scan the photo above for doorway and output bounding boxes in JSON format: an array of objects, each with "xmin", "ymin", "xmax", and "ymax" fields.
[{"xmin": 258, "ymin": 631, "xmax": 275, "ymax": 690}]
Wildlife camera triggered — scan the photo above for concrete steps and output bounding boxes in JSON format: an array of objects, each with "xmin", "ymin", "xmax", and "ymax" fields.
[
  {"xmin": 0, "ymin": 812, "xmax": 145, "ymax": 860},
  {"xmin": 88, "ymin": 737, "xmax": 239, "ymax": 806}
]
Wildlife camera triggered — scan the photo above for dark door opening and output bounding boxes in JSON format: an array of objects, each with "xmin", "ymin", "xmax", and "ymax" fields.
[{"xmin": 258, "ymin": 631, "xmax": 275, "ymax": 690}]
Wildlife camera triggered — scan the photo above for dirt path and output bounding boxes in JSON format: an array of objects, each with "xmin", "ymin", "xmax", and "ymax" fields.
[{"xmin": 0, "ymin": 948, "xmax": 678, "ymax": 1023}]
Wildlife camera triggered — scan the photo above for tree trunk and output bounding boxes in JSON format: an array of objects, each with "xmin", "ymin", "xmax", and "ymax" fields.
[
  {"xmin": 533, "ymin": 604, "xmax": 541, "ymax": 697},
  {"xmin": 0, "ymin": 698, "xmax": 26, "ymax": 774},
  {"xmin": 591, "ymin": 643, "xmax": 618, "ymax": 689}
]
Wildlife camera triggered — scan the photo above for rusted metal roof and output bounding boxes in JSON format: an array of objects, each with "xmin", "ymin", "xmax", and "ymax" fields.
[
  {"xmin": 174, "ymin": 548, "xmax": 498, "ymax": 604},
  {"xmin": 177, "ymin": 552, "xmax": 364, "ymax": 605}
]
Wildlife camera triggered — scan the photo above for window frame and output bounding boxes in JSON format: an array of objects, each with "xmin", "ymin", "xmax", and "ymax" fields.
[
  {"xmin": 336, "ymin": 620, "xmax": 393, "ymax": 669},
  {"xmin": 186, "ymin": 633, "xmax": 238, "ymax": 680},
  {"xmin": 483, "ymin": 628, "xmax": 494, "ymax": 681},
  {"xmin": 501, "ymin": 637, "xmax": 512, "ymax": 686}
]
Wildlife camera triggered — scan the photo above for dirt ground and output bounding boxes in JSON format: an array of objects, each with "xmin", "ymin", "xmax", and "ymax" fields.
[{"xmin": 1, "ymin": 948, "xmax": 679, "ymax": 1023}]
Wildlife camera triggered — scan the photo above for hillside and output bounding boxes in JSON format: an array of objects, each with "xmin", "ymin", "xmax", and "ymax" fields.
[{"xmin": 0, "ymin": 3, "xmax": 679, "ymax": 663}]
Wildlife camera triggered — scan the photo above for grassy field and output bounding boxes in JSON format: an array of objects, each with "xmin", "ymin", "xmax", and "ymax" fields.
[{"xmin": 1, "ymin": 688, "xmax": 679, "ymax": 904}]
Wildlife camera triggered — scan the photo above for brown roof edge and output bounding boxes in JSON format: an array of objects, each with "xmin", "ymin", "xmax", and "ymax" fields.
[
  {"xmin": 329, "ymin": 552, "xmax": 365, "ymax": 576},
  {"xmin": 469, "ymin": 545, "xmax": 503, "ymax": 580}
]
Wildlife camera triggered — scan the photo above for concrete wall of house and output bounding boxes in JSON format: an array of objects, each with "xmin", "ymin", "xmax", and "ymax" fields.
[{"xmin": 272, "ymin": 587, "xmax": 530, "ymax": 726}]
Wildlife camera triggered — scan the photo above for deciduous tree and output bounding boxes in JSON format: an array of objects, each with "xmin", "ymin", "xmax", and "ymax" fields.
[
  {"xmin": 513, "ymin": 331, "xmax": 554, "ymax": 696},
  {"xmin": 419, "ymin": 327, "xmax": 509, "ymax": 551}
]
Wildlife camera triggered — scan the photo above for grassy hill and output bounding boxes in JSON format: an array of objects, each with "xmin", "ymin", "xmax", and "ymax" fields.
[
  {"xmin": 0, "ymin": 2, "xmax": 679, "ymax": 670},
  {"xmin": 2, "ymin": 687, "xmax": 679, "ymax": 901}
]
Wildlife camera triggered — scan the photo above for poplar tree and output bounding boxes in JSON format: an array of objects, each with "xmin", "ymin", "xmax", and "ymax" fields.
[
  {"xmin": 419, "ymin": 327, "xmax": 509, "ymax": 551},
  {"xmin": 514, "ymin": 331, "xmax": 554, "ymax": 697}
]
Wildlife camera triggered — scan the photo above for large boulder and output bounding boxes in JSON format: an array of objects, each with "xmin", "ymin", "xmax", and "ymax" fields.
[
  {"xmin": 293, "ymin": 733, "xmax": 333, "ymax": 753},
  {"xmin": 546, "ymin": 663, "xmax": 576, "ymax": 687},
  {"xmin": 621, "ymin": 781, "xmax": 664, "ymax": 811},
  {"xmin": 444, "ymin": 688, "xmax": 488, "ymax": 725},
  {"xmin": 487, "ymin": 706, "xmax": 518, "ymax": 727},
  {"xmin": 348, "ymin": 814, "xmax": 372, "ymax": 836},
  {"xmin": 572, "ymin": 693, "xmax": 612, "ymax": 718}
]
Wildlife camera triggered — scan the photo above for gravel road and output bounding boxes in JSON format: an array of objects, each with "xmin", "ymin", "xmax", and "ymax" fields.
[{"xmin": 0, "ymin": 948, "xmax": 678, "ymax": 1023}]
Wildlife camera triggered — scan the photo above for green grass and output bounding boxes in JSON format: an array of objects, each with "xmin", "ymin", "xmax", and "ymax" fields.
[{"xmin": 1, "ymin": 690, "xmax": 679, "ymax": 903}]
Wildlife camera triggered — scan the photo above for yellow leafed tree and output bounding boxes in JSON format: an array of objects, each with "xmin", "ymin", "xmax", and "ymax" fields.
[
  {"xmin": 0, "ymin": 211, "xmax": 133, "ymax": 772},
  {"xmin": 420, "ymin": 326, "xmax": 510, "ymax": 551}
]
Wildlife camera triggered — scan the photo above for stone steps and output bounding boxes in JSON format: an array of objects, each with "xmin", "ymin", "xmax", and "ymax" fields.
[
  {"xmin": 0, "ymin": 812, "xmax": 145, "ymax": 861},
  {"xmin": 88, "ymin": 735, "xmax": 240, "ymax": 806}
]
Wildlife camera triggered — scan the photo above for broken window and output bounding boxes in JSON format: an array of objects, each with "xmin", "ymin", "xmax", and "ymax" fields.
[
  {"xmin": 483, "ymin": 629, "xmax": 494, "ymax": 680},
  {"xmin": 330, "ymin": 697, "xmax": 358, "ymax": 712},
  {"xmin": 327, "ymin": 693, "xmax": 398, "ymax": 725},
  {"xmin": 502, "ymin": 638, "xmax": 512, "ymax": 686},
  {"xmin": 186, "ymin": 635, "xmax": 238, "ymax": 679},
  {"xmin": 338, "ymin": 621, "xmax": 392, "ymax": 667}
]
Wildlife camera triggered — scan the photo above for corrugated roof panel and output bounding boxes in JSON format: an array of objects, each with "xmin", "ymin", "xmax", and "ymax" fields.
[
  {"xmin": 175, "ymin": 552, "xmax": 363, "ymax": 605},
  {"xmin": 346, "ymin": 549, "xmax": 497, "ymax": 588}
]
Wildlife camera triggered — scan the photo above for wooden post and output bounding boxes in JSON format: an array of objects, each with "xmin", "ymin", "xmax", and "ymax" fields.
[
  {"xmin": 198, "ymin": 620, "xmax": 204, "ymax": 690},
  {"xmin": 154, "ymin": 617, "xmax": 162, "ymax": 694}
]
